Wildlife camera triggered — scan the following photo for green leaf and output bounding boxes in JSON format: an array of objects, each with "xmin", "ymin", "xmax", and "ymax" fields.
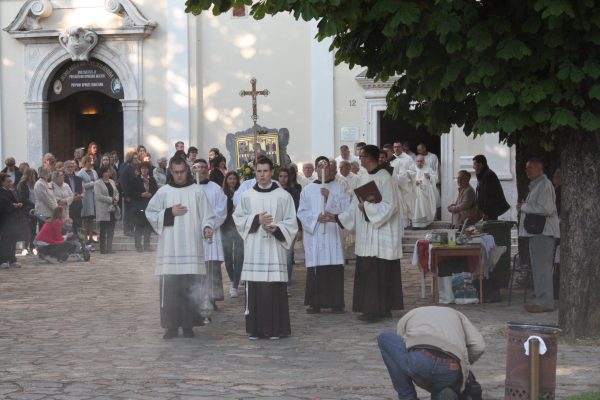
[
  {"xmin": 396, "ymin": 2, "xmax": 421, "ymax": 25},
  {"xmin": 467, "ymin": 25, "xmax": 493, "ymax": 51},
  {"xmin": 588, "ymin": 84, "xmax": 600, "ymax": 100},
  {"xmin": 497, "ymin": 39, "xmax": 532, "ymax": 61},
  {"xmin": 499, "ymin": 113, "xmax": 526, "ymax": 132},
  {"xmin": 406, "ymin": 40, "xmax": 424, "ymax": 59},
  {"xmin": 556, "ymin": 62, "xmax": 584, "ymax": 82},
  {"xmin": 445, "ymin": 35, "xmax": 463, "ymax": 53},
  {"xmin": 368, "ymin": 0, "xmax": 401, "ymax": 18},
  {"xmin": 522, "ymin": 85, "xmax": 548, "ymax": 104},
  {"xmin": 582, "ymin": 61, "xmax": 600, "ymax": 79},
  {"xmin": 441, "ymin": 64, "xmax": 460, "ymax": 88},
  {"xmin": 581, "ymin": 111, "xmax": 600, "ymax": 131},
  {"xmin": 494, "ymin": 88, "xmax": 516, "ymax": 107},
  {"xmin": 550, "ymin": 108, "xmax": 578, "ymax": 130},
  {"xmin": 532, "ymin": 108, "xmax": 552, "ymax": 123},
  {"xmin": 436, "ymin": 16, "xmax": 461, "ymax": 36}
]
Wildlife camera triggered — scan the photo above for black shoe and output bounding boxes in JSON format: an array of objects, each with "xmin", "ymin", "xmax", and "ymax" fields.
[
  {"xmin": 383, "ymin": 311, "xmax": 393, "ymax": 318},
  {"xmin": 357, "ymin": 313, "xmax": 379, "ymax": 323},
  {"xmin": 136, "ymin": 247, "xmax": 143, "ymax": 252},
  {"xmin": 183, "ymin": 329, "xmax": 194, "ymax": 338},
  {"xmin": 163, "ymin": 329, "xmax": 178, "ymax": 340},
  {"xmin": 331, "ymin": 307, "xmax": 344, "ymax": 314},
  {"xmin": 306, "ymin": 306, "xmax": 321, "ymax": 314}
]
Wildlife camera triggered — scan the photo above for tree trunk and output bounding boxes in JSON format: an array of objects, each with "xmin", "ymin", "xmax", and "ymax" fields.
[{"xmin": 559, "ymin": 131, "xmax": 600, "ymax": 337}]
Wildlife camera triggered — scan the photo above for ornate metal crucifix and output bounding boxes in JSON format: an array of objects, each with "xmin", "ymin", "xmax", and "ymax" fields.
[{"xmin": 239, "ymin": 78, "xmax": 269, "ymax": 161}]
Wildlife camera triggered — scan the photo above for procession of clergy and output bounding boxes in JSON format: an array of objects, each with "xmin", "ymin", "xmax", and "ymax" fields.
[{"xmin": 145, "ymin": 141, "xmax": 440, "ymax": 340}]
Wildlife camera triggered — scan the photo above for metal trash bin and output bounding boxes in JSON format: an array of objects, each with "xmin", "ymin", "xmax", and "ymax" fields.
[
  {"xmin": 482, "ymin": 220, "xmax": 515, "ymax": 287},
  {"xmin": 505, "ymin": 322, "xmax": 561, "ymax": 399}
]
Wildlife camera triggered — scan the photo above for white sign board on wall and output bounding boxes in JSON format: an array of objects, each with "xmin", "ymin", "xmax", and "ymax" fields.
[{"xmin": 340, "ymin": 126, "xmax": 360, "ymax": 141}]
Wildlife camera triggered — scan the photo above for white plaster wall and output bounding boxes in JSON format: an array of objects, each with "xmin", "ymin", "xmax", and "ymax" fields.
[
  {"xmin": 0, "ymin": 1, "xmax": 28, "ymax": 163},
  {"xmin": 199, "ymin": 12, "xmax": 312, "ymax": 165},
  {"xmin": 333, "ymin": 63, "xmax": 366, "ymax": 153},
  {"xmin": 138, "ymin": 0, "xmax": 169, "ymax": 158}
]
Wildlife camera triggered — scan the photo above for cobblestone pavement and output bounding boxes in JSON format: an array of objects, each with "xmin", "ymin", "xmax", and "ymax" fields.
[{"xmin": 1, "ymin": 250, "xmax": 599, "ymax": 400}]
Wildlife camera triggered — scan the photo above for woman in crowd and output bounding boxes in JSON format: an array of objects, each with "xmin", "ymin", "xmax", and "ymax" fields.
[
  {"xmin": 86, "ymin": 141, "xmax": 100, "ymax": 171},
  {"xmin": 35, "ymin": 206, "xmax": 76, "ymax": 263},
  {"xmin": 100, "ymin": 154, "xmax": 118, "ymax": 181},
  {"xmin": 34, "ymin": 166, "xmax": 57, "ymax": 222},
  {"xmin": 153, "ymin": 156, "xmax": 168, "ymax": 188},
  {"xmin": 52, "ymin": 169, "xmax": 74, "ymax": 219},
  {"xmin": 221, "ymin": 170, "xmax": 244, "ymax": 298},
  {"xmin": 77, "ymin": 155, "xmax": 98, "ymax": 244},
  {"xmin": 278, "ymin": 167, "xmax": 301, "ymax": 296},
  {"xmin": 0, "ymin": 172, "xmax": 27, "ymax": 268},
  {"xmin": 94, "ymin": 166, "xmax": 119, "ymax": 254},
  {"xmin": 16, "ymin": 167, "xmax": 38, "ymax": 254},
  {"xmin": 129, "ymin": 162, "xmax": 157, "ymax": 252},
  {"xmin": 288, "ymin": 164, "xmax": 302, "ymax": 194}
]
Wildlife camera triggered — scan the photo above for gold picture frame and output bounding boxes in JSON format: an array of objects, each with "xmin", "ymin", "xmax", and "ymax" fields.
[{"xmin": 235, "ymin": 133, "xmax": 280, "ymax": 169}]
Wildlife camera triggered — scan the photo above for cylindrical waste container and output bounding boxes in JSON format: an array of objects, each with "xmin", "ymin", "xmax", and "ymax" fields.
[
  {"xmin": 482, "ymin": 220, "xmax": 516, "ymax": 287},
  {"xmin": 505, "ymin": 322, "xmax": 561, "ymax": 399}
]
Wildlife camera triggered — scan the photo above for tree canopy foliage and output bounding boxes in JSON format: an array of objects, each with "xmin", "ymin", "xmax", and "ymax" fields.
[{"xmin": 186, "ymin": 0, "xmax": 600, "ymax": 149}]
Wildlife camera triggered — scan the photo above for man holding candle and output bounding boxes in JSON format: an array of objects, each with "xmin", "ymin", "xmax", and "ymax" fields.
[{"xmin": 298, "ymin": 156, "xmax": 351, "ymax": 314}]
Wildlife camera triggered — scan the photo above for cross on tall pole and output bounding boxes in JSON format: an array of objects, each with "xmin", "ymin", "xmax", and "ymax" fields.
[{"xmin": 239, "ymin": 78, "xmax": 269, "ymax": 161}]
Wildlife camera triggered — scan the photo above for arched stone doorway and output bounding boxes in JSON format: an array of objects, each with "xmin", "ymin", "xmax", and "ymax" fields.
[
  {"xmin": 49, "ymin": 92, "xmax": 124, "ymax": 161},
  {"xmin": 47, "ymin": 59, "xmax": 124, "ymax": 160}
]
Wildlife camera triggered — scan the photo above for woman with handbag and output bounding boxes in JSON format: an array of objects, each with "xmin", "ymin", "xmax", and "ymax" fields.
[
  {"xmin": 94, "ymin": 166, "xmax": 119, "ymax": 254},
  {"xmin": 517, "ymin": 158, "xmax": 560, "ymax": 313},
  {"xmin": 129, "ymin": 162, "xmax": 158, "ymax": 252}
]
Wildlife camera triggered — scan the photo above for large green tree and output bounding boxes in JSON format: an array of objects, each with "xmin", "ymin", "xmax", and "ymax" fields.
[{"xmin": 186, "ymin": 0, "xmax": 600, "ymax": 337}]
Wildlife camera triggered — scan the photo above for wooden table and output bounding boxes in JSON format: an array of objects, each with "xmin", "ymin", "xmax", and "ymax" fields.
[{"xmin": 430, "ymin": 245, "xmax": 483, "ymax": 304}]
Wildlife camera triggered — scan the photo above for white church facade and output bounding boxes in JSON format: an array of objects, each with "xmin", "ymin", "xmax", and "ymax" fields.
[{"xmin": 0, "ymin": 0, "xmax": 517, "ymax": 220}]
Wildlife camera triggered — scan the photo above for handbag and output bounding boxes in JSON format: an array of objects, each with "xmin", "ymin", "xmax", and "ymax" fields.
[
  {"xmin": 108, "ymin": 203, "xmax": 121, "ymax": 220},
  {"xmin": 524, "ymin": 213, "xmax": 546, "ymax": 234}
]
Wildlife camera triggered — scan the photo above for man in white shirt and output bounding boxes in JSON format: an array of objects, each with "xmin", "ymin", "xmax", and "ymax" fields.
[{"xmin": 335, "ymin": 145, "xmax": 360, "ymax": 170}]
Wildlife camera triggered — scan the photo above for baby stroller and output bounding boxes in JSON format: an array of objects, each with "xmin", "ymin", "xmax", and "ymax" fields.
[{"xmin": 32, "ymin": 210, "xmax": 91, "ymax": 263}]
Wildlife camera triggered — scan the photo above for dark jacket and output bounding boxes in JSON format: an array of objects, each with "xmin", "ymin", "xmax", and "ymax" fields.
[
  {"xmin": 475, "ymin": 167, "xmax": 510, "ymax": 219},
  {"xmin": 16, "ymin": 181, "xmax": 35, "ymax": 210},
  {"xmin": 0, "ymin": 187, "xmax": 28, "ymax": 240},
  {"xmin": 1, "ymin": 167, "xmax": 22, "ymax": 185},
  {"xmin": 129, "ymin": 175, "xmax": 158, "ymax": 215},
  {"xmin": 64, "ymin": 173, "xmax": 84, "ymax": 195}
]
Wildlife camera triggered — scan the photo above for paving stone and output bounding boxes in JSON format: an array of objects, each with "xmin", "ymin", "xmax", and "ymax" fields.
[{"xmin": 1, "ymin": 249, "xmax": 599, "ymax": 399}]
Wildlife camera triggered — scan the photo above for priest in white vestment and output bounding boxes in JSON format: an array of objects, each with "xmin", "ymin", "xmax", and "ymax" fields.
[
  {"xmin": 417, "ymin": 143, "xmax": 441, "ymax": 210},
  {"xmin": 297, "ymin": 162, "xmax": 317, "ymax": 188},
  {"xmin": 233, "ymin": 157, "xmax": 298, "ymax": 339},
  {"xmin": 412, "ymin": 155, "xmax": 437, "ymax": 228},
  {"xmin": 390, "ymin": 142, "xmax": 416, "ymax": 228},
  {"xmin": 193, "ymin": 159, "xmax": 228, "ymax": 314},
  {"xmin": 337, "ymin": 145, "xmax": 404, "ymax": 322},
  {"xmin": 298, "ymin": 157, "xmax": 350, "ymax": 313},
  {"xmin": 145, "ymin": 157, "xmax": 215, "ymax": 340}
]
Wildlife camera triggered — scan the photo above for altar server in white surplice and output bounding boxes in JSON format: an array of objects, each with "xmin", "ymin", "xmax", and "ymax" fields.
[
  {"xmin": 193, "ymin": 159, "xmax": 228, "ymax": 314},
  {"xmin": 337, "ymin": 145, "xmax": 404, "ymax": 323},
  {"xmin": 233, "ymin": 157, "xmax": 298, "ymax": 339},
  {"xmin": 412, "ymin": 155, "xmax": 437, "ymax": 228},
  {"xmin": 145, "ymin": 157, "xmax": 215, "ymax": 340},
  {"xmin": 298, "ymin": 156, "xmax": 351, "ymax": 314}
]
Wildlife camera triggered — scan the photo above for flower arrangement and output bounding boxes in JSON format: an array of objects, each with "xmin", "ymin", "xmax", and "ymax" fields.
[
  {"xmin": 237, "ymin": 161, "xmax": 255, "ymax": 181},
  {"xmin": 236, "ymin": 160, "xmax": 281, "ymax": 182}
]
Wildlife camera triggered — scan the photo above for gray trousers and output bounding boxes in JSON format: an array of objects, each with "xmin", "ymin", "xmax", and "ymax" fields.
[{"xmin": 529, "ymin": 235, "xmax": 556, "ymax": 309}]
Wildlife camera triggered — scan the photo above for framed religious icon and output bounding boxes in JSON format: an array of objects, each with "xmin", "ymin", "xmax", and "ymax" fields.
[{"xmin": 235, "ymin": 133, "xmax": 280, "ymax": 168}]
